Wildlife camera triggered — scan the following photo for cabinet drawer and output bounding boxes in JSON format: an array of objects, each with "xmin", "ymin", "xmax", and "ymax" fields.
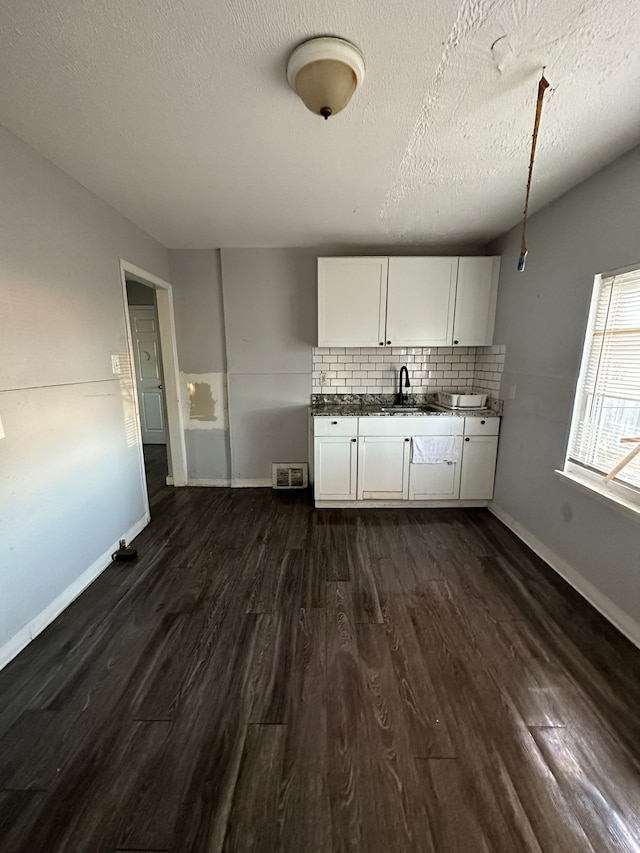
[
  {"xmin": 464, "ymin": 417, "xmax": 500, "ymax": 436},
  {"xmin": 360, "ymin": 416, "xmax": 463, "ymax": 437},
  {"xmin": 314, "ymin": 416, "xmax": 358, "ymax": 436}
]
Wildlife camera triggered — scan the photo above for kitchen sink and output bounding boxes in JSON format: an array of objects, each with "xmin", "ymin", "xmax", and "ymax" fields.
[{"xmin": 378, "ymin": 405, "xmax": 436, "ymax": 414}]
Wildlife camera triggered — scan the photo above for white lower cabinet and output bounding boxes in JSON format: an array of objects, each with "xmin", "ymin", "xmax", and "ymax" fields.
[
  {"xmin": 357, "ymin": 436, "xmax": 411, "ymax": 500},
  {"xmin": 312, "ymin": 414, "xmax": 499, "ymax": 505},
  {"xmin": 314, "ymin": 436, "xmax": 358, "ymax": 501},
  {"xmin": 409, "ymin": 436, "xmax": 463, "ymax": 500},
  {"xmin": 460, "ymin": 435, "xmax": 499, "ymax": 499}
]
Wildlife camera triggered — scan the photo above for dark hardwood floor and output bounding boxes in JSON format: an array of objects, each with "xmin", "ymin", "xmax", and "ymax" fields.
[
  {"xmin": 1, "ymin": 464, "xmax": 640, "ymax": 851},
  {"xmin": 144, "ymin": 443, "xmax": 168, "ymax": 503}
]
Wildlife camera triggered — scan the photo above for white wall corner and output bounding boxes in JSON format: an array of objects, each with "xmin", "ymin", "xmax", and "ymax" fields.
[{"xmin": 488, "ymin": 502, "xmax": 640, "ymax": 650}]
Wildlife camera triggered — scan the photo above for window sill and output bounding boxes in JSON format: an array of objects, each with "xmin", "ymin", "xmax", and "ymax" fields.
[{"xmin": 555, "ymin": 468, "xmax": 640, "ymax": 522}]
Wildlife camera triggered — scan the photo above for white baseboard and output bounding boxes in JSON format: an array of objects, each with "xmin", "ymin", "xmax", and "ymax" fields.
[
  {"xmin": 316, "ymin": 499, "xmax": 488, "ymax": 509},
  {"xmin": 187, "ymin": 478, "xmax": 232, "ymax": 487},
  {"xmin": 166, "ymin": 475, "xmax": 269, "ymax": 488},
  {"xmin": 488, "ymin": 502, "xmax": 640, "ymax": 650},
  {"xmin": 0, "ymin": 514, "xmax": 150, "ymax": 672}
]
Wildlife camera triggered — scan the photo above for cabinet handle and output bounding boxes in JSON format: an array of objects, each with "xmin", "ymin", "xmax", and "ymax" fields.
[
  {"xmin": 379, "ymin": 341, "xmax": 384, "ymax": 346},
  {"xmin": 453, "ymin": 340, "xmax": 459, "ymax": 345},
  {"xmin": 405, "ymin": 438, "xmax": 410, "ymax": 442},
  {"xmin": 481, "ymin": 419, "xmax": 486, "ymax": 424},
  {"xmin": 465, "ymin": 437, "xmax": 470, "ymax": 442},
  {"xmin": 331, "ymin": 420, "xmax": 338, "ymax": 425},
  {"xmin": 387, "ymin": 340, "xmax": 392, "ymax": 345},
  {"xmin": 351, "ymin": 438, "xmax": 357, "ymax": 442}
]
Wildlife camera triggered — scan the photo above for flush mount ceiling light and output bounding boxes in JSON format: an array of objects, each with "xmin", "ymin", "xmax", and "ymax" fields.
[{"xmin": 287, "ymin": 37, "xmax": 365, "ymax": 120}]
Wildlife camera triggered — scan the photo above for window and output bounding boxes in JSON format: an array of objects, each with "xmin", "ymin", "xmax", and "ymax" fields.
[{"xmin": 564, "ymin": 266, "xmax": 640, "ymax": 506}]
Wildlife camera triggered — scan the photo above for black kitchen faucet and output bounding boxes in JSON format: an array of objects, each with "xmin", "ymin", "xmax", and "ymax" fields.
[{"xmin": 396, "ymin": 365, "xmax": 411, "ymax": 406}]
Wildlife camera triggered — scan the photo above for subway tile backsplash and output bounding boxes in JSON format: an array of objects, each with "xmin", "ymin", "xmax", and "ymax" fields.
[{"xmin": 312, "ymin": 345, "xmax": 506, "ymax": 396}]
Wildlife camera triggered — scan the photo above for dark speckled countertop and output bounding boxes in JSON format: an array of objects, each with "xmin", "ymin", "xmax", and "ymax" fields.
[{"xmin": 310, "ymin": 394, "xmax": 502, "ymax": 418}]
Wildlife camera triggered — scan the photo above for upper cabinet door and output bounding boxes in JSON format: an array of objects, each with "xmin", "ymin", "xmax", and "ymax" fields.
[
  {"xmin": 453, "ymin": 257, "xmax": 500, "ymax": 346},
  {"xmin": 318, "ymin": 257, "xmax": 388, "ymax": 347},
  {"xmin": 386, "ymin": 257, "xmax": 457, "ymax": 347}
]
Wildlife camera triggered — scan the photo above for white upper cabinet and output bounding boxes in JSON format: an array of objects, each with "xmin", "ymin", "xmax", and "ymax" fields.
[
  {"xmin": 317, "ymin": 255, "xmax": 500, "ymax": 348},
  {"xmin": 452, "ymin": 257, "xmax": 500, "ymax": 346},
  {"xmin": 318, "ymin": 257, "xmax": 388, "ymax": 347},
  {"xmin": 386, "ymin": 257, "xmax": 457, "ymax": 347}
]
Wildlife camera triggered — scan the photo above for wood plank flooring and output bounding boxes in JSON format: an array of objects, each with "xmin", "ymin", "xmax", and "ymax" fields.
[{"xmin": 1, "ymin": 458, "xmax": 640, "ymax": 851}]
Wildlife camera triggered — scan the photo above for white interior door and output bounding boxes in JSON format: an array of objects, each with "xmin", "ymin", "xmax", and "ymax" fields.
[{"xmin": 129, "ymin": 305, "xmax": 167, "ymax": 445}]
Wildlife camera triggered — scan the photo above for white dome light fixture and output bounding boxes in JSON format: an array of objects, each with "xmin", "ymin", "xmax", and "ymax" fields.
[{"xmin": 287, "ymin": 37, "xmax": 365, "ymax": 120}]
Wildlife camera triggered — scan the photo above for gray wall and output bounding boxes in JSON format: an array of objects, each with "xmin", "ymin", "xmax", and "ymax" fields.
[
  {"xmin": 170, "ymin": 250, "xmax": 227, "ymax": 374},
  {"xmin": 0, "ymin": 125, "xmax": 170, "ymax": 666},
  {"xmin": 220, "ymin": 249, "xmax": 316, "ymax": 483},
  {"xmin": 490, "ymin": 145, "xmax": 640, "ymax": 630},
  {"xmin": 169, "ymin": 250, "xmax": 230, "ymax": 481}
]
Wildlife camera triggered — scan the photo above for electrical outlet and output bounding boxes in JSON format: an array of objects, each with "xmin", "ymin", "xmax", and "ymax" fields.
[{"xmin": 319, "ymin": 371, "xmax": 328, "ymax": 386}]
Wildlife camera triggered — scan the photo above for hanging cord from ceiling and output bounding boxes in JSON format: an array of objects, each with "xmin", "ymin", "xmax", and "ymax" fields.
[{"xmin": 518, "ymin": 70, "xmax": 550, "ymax": 271}]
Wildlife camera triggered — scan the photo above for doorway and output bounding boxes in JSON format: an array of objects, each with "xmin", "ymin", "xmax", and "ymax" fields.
[
  {"xmin": 119, "ymin": 260, "xmax": 188, "ymax": 516},
  {"xmin": 126, "ymin": 282, "xmax": 169, "ymax": 499}
]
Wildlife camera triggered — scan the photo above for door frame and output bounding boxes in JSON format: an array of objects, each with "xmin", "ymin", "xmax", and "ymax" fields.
[{"xmin": 119, "ymin": 259, "xmax": 188, "ymax": 496}]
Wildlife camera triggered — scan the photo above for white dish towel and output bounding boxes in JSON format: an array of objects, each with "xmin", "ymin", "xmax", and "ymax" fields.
[{"xmin": 412, "ymin": 435, "xmax": 459, "ymax": 464}]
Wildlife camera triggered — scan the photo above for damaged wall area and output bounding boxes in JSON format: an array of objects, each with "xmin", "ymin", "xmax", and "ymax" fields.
[
  {"xmin": 169, "ymin": 250, "xmax": 231, "ymax": 483},
  {"xmin": 182, "ymin": 372, "xmax": 227, "ymax": 426}
]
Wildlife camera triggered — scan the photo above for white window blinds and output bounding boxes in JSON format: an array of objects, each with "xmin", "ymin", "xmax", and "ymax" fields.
[{"xmin": 568, "ymin": 267, "xmax": 640, "ymax": 490}]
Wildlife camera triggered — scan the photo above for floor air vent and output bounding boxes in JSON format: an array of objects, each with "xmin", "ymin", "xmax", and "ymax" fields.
[{"xmin": 272, "ymin": 463, "xmax": 308, "ymax": 489}]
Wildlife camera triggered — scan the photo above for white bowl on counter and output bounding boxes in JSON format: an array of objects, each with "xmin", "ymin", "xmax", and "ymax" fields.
[{"xmin": 436, "ymin": 392, "xmax": 488, "ymax": 409}]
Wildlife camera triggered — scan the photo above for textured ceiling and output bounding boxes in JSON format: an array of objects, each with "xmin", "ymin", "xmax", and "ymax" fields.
[{"xmin": 0, "ymin": 0, "xmax": 638, "ymax": 248}]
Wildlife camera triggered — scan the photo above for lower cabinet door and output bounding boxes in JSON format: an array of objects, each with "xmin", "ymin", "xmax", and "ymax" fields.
[
  {"xmin": 409, "ymin": 436, "xmax": 463, "ymax": 499},
  {"xmin": 314, "ymin": 436, "xmax": 358, "ymax": 501},
  {"xmin": 460, "ymin": 435, "xmax": 498, "ymax": 499},
  {"xmin": 357, "ymin": 436, "xmax": 410, "ymax": 500}
]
